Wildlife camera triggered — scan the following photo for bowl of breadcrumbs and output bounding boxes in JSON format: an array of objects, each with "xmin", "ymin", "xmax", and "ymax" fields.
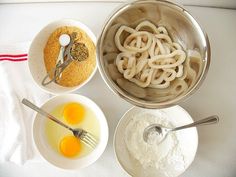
[{"xmin": 28, "ymin": 19, "xmax": 97, "ymax": 94}]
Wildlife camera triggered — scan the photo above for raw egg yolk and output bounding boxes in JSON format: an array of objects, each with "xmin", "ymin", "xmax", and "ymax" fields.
[
  {"xmin": 59, "ymin": 136, "xmax": 81, "ymax": 157},
  {"xmin": 63, "ymin": 103, "xmax": 84, "ymax": 124}
]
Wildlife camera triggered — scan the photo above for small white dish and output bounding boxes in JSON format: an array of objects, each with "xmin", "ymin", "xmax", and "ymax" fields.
[
  {"xmin": 114, "ymin": 106, "xmax": 198, "ymax": 177},
  {"xmin": 33, "ymin": 94, "xmax": 108, "ymax": 170},
  {"xmin": 28, "ymin": 19, "xmax": 97, "ymax": 95}
]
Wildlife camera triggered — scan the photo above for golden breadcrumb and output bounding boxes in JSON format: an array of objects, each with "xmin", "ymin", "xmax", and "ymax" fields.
[{"xmin": 44, "ymin": 26, "xmax": 96, "ymax": 87}]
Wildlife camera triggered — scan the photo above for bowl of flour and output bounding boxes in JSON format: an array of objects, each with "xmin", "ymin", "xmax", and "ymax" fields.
[{"xmin": 114, "ymin": 106, "xmax": 198, "ymax": 177}]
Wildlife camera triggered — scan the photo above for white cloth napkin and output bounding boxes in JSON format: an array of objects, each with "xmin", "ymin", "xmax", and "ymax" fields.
[{"xmin": 0, "ymin": 42, "xmax": 50, "ymax": 165}]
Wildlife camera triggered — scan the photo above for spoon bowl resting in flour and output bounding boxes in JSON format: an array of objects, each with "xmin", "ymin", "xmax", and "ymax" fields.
[
  {"xmin": 114, "ymin": 106, "xmax": 198, "ymax": 177},
  {"xmin": 143, "ymin": 115, "xmax": 219, "ymax": 144}
]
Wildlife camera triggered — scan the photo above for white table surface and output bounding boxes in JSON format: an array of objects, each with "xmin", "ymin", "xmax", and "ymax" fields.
[
  {"xmin": 1, "ymin": 0, "xmax": 236, "ymax": 9},
  {"xmin": 0, "ymin": 2, "xmax": 236, "ymax": 177}
]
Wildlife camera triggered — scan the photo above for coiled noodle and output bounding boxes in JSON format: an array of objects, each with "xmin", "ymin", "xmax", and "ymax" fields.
[
  {"xmin": 103, "ymin": 20, "xmax": 203, "ymax": 102},
  {"xmin": 114, "ymin": 20, "xmax": 187, "ymax": 89}
]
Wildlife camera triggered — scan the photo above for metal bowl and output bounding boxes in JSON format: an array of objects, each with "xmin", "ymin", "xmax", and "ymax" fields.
[{"xmin": 97, "ymin": 0, "xmax": 210, "ymax": 109}]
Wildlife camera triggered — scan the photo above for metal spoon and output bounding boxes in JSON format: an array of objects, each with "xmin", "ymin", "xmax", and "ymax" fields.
[
  {"xmin": 143, "ymin": 115, "xmax": 219, "ymax": 144},
  {"xmin": 41, "ymin": 32, "xmax": 76, "ymax": 86},
  {"xmin": 54, "ymin": 34, "xmax": 71, "ymax": 79},
  {"xmin": 57, "ymin": 34, "xmax": 71, "ymax": 63},
  {"xmin": 42, "ymin": 32, "xmax": 89, "ymax": 86}
]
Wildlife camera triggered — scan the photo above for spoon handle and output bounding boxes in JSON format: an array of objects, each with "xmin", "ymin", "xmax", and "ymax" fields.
[
  {"xmin": 22, "ymin": 98, "xmax": 73, "ymax": 131},
  {"xmin": 171, "ymin": 115, "xmax": 219, "ymax": 132}
]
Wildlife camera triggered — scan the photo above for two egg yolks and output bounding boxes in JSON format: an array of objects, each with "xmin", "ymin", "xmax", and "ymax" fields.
[{"xmin": 59, "ymin": 103, "xmax": 85, "ymax": 157}]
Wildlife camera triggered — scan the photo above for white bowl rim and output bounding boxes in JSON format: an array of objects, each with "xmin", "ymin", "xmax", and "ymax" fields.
[
  {"xmin": 28, "ymin": 18, "xmax": 97, "ymax": 95},
  {"xmin": 113, "ymin": 105, "xmax": 199, "ymax": 177},
  {"xmin": 32, "ymin": 93, "xmax": 109, "ymax": 170}
]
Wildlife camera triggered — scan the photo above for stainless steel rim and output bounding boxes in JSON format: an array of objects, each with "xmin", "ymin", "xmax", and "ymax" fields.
[{"xmin": 97, "ymin": 0, "xmax": 211, "ymax": 109}]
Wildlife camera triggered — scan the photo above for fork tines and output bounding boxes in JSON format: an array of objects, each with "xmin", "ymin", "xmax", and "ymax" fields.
[{"xmin": 80, "ymin": 132, "xmax": 98, "ymax": 149}]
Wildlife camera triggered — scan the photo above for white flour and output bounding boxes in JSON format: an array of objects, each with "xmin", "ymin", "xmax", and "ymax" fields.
[{"xmin": 124, "ymin": 110, "xmax": 186, "ymax": 177}]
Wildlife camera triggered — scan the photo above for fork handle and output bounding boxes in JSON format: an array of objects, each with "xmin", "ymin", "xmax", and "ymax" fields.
[
  {"xmin": 22, "ymin": 98, "xmax": 73, "ymax": 131},
  {"xmin": 171, "ymin": 115, "xmax": 219, "ymax": 132}
]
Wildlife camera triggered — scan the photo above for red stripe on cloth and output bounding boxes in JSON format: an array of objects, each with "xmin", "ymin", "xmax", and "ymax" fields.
[
  {"xmin": 0, "ymin": 54, "xmax": 28, "ymax": 58},
  {"xmin": 0, "ymin": 58, "xmax": 27, "ymax": 62}
]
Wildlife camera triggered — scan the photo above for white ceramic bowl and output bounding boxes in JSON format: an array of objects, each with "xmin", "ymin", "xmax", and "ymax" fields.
[
  {"xmin": 28, "ymin": 19, "xmax": 97, "ymax": 95},
  {"xmin": 114, "ymin": 106, "xmax": 198, "ymax": 177},
  {"xmin": 33, "ymin": 94, "xmax": 108, "ymax": 170}
]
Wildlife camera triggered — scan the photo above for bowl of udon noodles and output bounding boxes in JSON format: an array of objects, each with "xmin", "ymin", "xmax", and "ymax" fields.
[{"xmin": 97, "ymin": 0, "xmax": 210, "ymax": 108}]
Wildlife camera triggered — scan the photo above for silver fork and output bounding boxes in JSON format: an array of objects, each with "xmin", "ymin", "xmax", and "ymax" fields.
[{"xmin": 22, "ymin": 98, "xmax": 98, "ymax": 149}]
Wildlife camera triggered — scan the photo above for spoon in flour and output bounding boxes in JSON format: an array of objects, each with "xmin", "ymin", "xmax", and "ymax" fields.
[{"xmin": 143, "ymin": 115, "xmax": 219, "ymax": 144}]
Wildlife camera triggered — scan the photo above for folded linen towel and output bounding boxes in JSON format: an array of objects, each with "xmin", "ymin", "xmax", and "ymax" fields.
[{"xmin": 0, "ymin": 42, "xmax": 50, "ymax": 164}]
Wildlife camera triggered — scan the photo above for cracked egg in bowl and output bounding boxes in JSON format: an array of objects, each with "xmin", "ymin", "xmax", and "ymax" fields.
[{"xmin": 33, "ymin": 94, "xmax": 108, "ymax": 170}]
